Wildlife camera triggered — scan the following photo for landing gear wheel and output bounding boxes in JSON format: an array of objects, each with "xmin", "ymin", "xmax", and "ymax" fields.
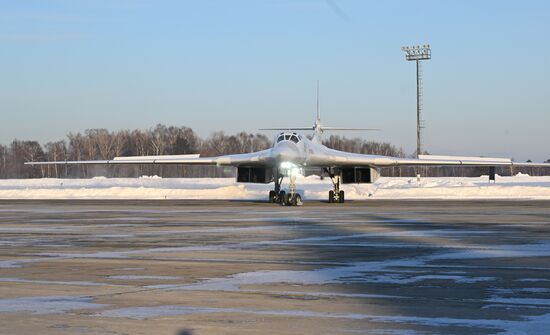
[
  {"xmin": 284, "ymin": 193, "xmax": 292, "ymax": 206},
  {"xmin": 269, "ymin": 190, "xmax": 276, "ymax": 203},
  {"xmin": 328, "ymin": 190, "xmax": 335, "ymax": 203},
  {"xmin": 325, "ymin": 169, "xmax": 343, "ymax": 204},
  {"xmin": 279, "ymin": 191, "xmax": 286, "ymax": 205},
  {"xmin": 292, "ymin": 194, "xmax": 303, "ymax": 206}
]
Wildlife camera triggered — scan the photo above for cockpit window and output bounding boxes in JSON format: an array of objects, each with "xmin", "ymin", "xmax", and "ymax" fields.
[{"xmin": 277, "ymin": 133, "xmax": 301, "ymax": 144}]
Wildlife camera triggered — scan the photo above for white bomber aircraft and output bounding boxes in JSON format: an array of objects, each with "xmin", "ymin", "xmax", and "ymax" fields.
[{"xmin": 26, "ymin": 105, "xmax": 550, "ymax": 206}]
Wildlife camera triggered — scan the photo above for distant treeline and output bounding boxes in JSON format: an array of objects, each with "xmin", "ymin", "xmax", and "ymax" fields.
[{"xmin": 0, "ymin": 124, "xmax": 548, "ymax": 179}]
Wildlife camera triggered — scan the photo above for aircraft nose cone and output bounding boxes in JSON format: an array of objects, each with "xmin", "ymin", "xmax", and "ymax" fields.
[{"xmin": 273, "ymin": 142, "xmax": 301, "ymax": 163}]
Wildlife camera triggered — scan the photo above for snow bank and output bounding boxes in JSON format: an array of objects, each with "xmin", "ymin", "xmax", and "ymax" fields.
[{"xmin": 1, "ymin": 175, "xmax": 550, "ymax": 200}]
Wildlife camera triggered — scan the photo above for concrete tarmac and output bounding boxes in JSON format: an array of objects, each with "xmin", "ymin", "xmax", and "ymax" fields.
[{"xmin": 1, "ymin": 200, "xmax": 550, "ymax": 334}]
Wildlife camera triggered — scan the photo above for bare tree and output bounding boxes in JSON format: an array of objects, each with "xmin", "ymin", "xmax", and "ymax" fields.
[
  {"xmin": 151, "ymin": 124, "xmax": 167, "ymax": 156},
  {"xmin": 89, "ymin": 129, "xmax": 113, "ymax": 160},
  {"xmin": 202, "ymin": 131, "xmax": 227, "ymax": 156},
  {"xmin": 0, "ymin": 145, "xmax": 7, "ymax": 178},
  {"xmin": 8, "ymin": 140, "xmax": 45, "ymax": 178},
  {"xmin": 67, "ymin": 132, "xmax": 86, "ymax": 177},
  {"xmin": 45, "ymin": 141, "xmax": 67, "ymax": 178}
]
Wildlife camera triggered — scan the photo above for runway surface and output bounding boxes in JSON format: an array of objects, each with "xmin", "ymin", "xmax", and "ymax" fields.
[{"xmin": 1, "ymin": 200, "xmax": 550, "ymax": 334}]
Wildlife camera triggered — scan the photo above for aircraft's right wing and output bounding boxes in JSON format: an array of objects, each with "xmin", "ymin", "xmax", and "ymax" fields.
[{"xmin": 25, "ymin": 149, "xmax": 276, "ymax": 167}]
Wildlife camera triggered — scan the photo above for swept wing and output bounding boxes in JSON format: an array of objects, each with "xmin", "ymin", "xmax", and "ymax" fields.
[
  {"xmin": 25, "ymin": 150, "xmax": 275, "ymax": 167},
  {"xmin": 307, "ymin": 148, "xmax": 549, "ymax": 168}
]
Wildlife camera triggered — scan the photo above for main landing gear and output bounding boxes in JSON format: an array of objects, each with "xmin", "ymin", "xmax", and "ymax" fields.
[
  {"xmin": 326, "ymin": 168, "xmax": 345, "ymax": 203},
  {"xmin": 268, "ymin": 169, "xmax": 302, "ymax": 206}
]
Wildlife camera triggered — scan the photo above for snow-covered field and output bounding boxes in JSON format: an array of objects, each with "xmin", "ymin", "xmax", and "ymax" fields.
[{"xmin": 1, "ymin": 173, "xmax": 550, "ymax": 200}]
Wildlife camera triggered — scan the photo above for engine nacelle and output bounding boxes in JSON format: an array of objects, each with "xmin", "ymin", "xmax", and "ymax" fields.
[
  {"xmin": 341, "ymin": 167, "xmax": 379, "ymax": 184},
  {"xmin": 237, "ymin": 167, "xmax": 273, "ymax": 183}
]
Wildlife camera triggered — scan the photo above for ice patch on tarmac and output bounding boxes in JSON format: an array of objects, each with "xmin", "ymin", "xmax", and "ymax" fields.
[
  {"xmin": 36, "ymin": 231, "xmax": 431, "ymax": 260},
  {"xmin": 99, "ymin": 305, "xmax": 236, "ymax": 319},
  {"xmin": 368, "ymin": 330, "xmax": 424, "ymax": 335},
  {"xmin": 0, "ymin": 258, "xmax": 43, "ymax": 268},
  {"xmin": 496, "ymin": 313, "xmax": 550, "ymax": 335},
  {"xmin": 168, "ymin": 242, "xmax": 550, "ymax": 292},
  {"xmin": 108, "ymin": 275, "xmax": 181, "ymax": 280},
  {"xmin": 97, "ymin": 304, "xmax": 550, "ymax": 333},
  {"xmin": 159, "ymin": 262, "xmax": 494, "ymax": 292},
  {"xmin": 0, "ymin": 296, "xmax": 106, "ymax": 314},
  {"xmin": 362, "ymin": 274, "xmax": 495, "ymax": 284},
  {"xmin": 430, "ymin": 241, "xmax": 550, "ymax": 260},
  {"xmin": 0, "ymin": 277, "xmax": 117, "ymax": 287},
  {"xmin": 486, "ymin": 297, "xmax": 550, "ymax": 306},
  {"xmin": 258, "ymin": 291, "xmax": 403, "ymax": 299},
  {"xmin": 0, "ymin": 227, "xmax": 78, "ymax": 233},
  {"xmin": 516, "ymin": 278, "xmax": 550, "ymax": 283},
  {"xmin": 263, "ymin": 230, "xmax": 491, "ymax": 244},
  {"xmin": 491, "ymin": 288, "xmax": 550, "ymax": 294},
  {"xmin": 100, "ymin": 305, "xmax": 497, "ymax": 324},
  {"xmin": 135, "ymin": 225, "xmax": 289, "ymax": 236},
  {"xmin": 259, "ymin": 229, "xmax": 495, "ymax": 249},
  {"xmin": 38, "ymin": 244, "xmax": 234, "ymax": 259},
  {"xmin": 31, "ymin": 217, "xmax": 159, "ymax": 223}
]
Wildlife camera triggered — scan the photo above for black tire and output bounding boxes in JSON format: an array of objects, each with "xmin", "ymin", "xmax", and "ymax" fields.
[
  {"xmin": 339, "ymin": 190, "xmax": 345, "ymax": 203},
  {"xmin": 328, "ymin": 190, "xmax": 334, "ymax": 203},
  {"xmin": 294, "ymin": 194, "xmax": 302, "ymax": 206},
  {"xmin": 269, "ymin": 190, "xmax": 276, "ymax": 203},
  {"xmin": 284, "ymin": 193, "xmax": 292, "ymax": 206},
  {"xmin": 279, "ymin": 191, "xmax": 286, "ymax": 205}
]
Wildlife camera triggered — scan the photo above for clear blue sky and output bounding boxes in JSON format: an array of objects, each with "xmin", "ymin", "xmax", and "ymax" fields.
[{"xmin": 1, "ymin": 0, "xmax": 549, "ymax": 161}]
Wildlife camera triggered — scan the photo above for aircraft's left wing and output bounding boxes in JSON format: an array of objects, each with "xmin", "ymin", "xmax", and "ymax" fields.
[
  {"xmin": 25, "ymin": 149, "xmax": 276, "ymax": 167},
  {"xmin": 308, "ymin": 148, "xmax": 550, "ymax": 168}
]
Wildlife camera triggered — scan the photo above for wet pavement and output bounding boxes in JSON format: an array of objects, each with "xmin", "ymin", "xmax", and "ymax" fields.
[{"xmin": 1, "ymin": 200, "xmax": 550, "ymax": 334}]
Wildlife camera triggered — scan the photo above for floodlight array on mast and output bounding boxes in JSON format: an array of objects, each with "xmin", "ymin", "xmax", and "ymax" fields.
[
  {"xmin": 401, "ymin": 45, "xmax": 431, "ymax": 61},
  {"xmin": 401, "ymin": 44, "xmax": 431, "ymax": 158}
]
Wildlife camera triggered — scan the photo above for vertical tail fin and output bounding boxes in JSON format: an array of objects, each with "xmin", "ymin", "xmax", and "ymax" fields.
[
  {"xmin": 316, "ymin": 80, "xmax": 320, "ymax": 122},
  {"xmin": 312, "ymin": 80, "xmax": 322, "ymax": 143},
  {"xmin": 260, "ymin": 81, "xmax": 380, "ymax": 143}
]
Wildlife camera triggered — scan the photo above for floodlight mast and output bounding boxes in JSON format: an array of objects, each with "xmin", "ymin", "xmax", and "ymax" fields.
[{"xmin": 401, "ymin": 44, "xmax": 431, "ymax": 158}]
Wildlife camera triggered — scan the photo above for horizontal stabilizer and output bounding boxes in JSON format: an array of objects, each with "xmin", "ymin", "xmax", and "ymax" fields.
[
  {"xmin": 259, "ymin": 127, "xmax": 314, "ymax": 131},
  {"xmin": 260, "ymin": 127, "xmax": 380, "ymax": 131},
  {"xmin": 320, "ymin": 127, "xmax": 381, "ymax": 131}
]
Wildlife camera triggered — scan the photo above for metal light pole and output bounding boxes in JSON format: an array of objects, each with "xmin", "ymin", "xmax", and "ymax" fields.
[{"xmin": 401, "ymin": 44, "xmax": 431, "ymax": 158}]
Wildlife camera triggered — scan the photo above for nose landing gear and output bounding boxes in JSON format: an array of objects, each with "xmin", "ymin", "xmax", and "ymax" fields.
[
  {"xmin": 282, "ymin": 174, "xmax": 302, "ymax": 206},
  {"xmin": 283, "ymin": 193, "xmax": 302, "ymax": 206},
  {"xmin": 268, "ymin": 168, "xmax": 303, "ymax": 206}
]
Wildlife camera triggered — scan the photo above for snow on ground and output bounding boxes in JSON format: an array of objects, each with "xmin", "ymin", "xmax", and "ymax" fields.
[
  {"xmin": 0, "ymin": 296, "xmax": 107, "ymax": 314},
  {"xmin": 1, "ymin": 174, "xmax": 550, "ymax": 200}
]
